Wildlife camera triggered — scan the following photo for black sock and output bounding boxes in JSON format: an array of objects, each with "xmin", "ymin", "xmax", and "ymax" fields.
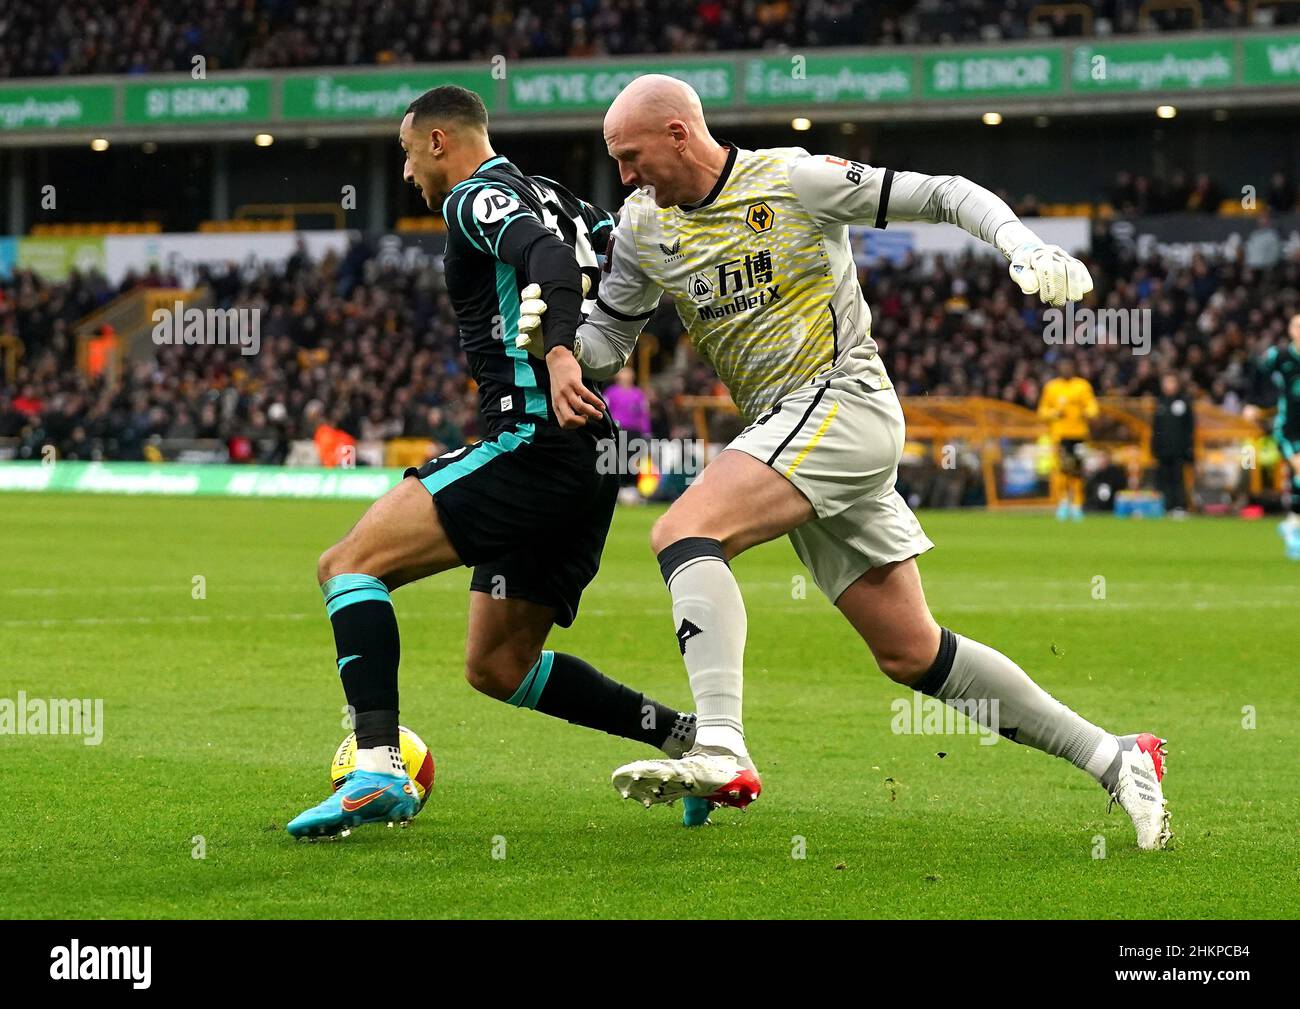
[
  {"xmin": 508, "ymin": 651, "xmax": 695, "ymax": 753},
  {"xmin": 322, "ymin": 574, "xmax": 400, "ymax": 750}
]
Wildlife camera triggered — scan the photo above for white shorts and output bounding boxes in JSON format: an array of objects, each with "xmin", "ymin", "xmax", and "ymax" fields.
[{"xmin": 728, "ymin": 363, "xmax": 933, "ymax": 602}]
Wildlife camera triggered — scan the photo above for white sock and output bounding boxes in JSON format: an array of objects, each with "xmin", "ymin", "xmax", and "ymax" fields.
[
  {"xmin": 355, "ymin": 745, "xmax": 405, "ymax": 776},
  {"xmin": 1084, "ymin": 733, "xmax": 1120, "ymax": 782},
  {"xmin": 658, "ymin": 540, "xmax": 747, "ymax": 757},
  {"xmin": 921, "ymin": 630, "xmax": 1113, "ymax": 781},
  {"xmin": 697, "ymin": 725, "xmax": 749, "ymax": 759}
]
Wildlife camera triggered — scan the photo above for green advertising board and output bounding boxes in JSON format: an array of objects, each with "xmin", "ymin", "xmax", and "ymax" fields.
[
  {"xmin": 0, "ymin": 83, "xmax": 114, "ymax": 130},
  {"xmin": 1071, "ymin": 40, "xmax": 1235, "ymax": 92},
  {"xmin": 14, "ymin": 237, "xmax": 107, "ymax": 281},
  {"xmin": 283, "ymin": 69, "xmax": 497, "ymax": 120},
  {"xmin": 507, "ymin": 61, "xmax": 734, "ymax": 113},
  {"xmin": 745, "ymin": 54, "xmax": 914, "ymax": 104},
  {"xmin": 923, "ymin": 47, "xmax": 1061, "ymax": 99},
  {"xmin": 2, "ymin": 34, "xmax": 1299, "ymax": 136},
  {"xmin": 124, "ymin": 79, "xmax": 272, "ymax": 125},
  {"xmin": 0, "ymin": 462, "xmax": 403, "ymax": 499},
  {"xmin": 1242, "ymin": 32, "xmax": 1300, "ymax": 85}
]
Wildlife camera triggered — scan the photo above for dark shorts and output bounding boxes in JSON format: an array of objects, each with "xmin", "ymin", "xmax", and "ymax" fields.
[
  {"xmin": 1058, "ymin": 439, "xmax": 1086, "ymax": 474},
  {"xmin": 405, "ymin": 421, "xmax": 619, "ymax": 627}
]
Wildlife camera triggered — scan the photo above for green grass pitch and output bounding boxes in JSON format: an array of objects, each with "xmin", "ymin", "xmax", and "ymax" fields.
[{"xmin": 1, "ymin": 492, "xmax": 1296, "ymax": 919}]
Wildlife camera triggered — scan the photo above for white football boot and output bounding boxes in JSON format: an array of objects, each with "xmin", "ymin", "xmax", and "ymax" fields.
[
  {"xmin": 612, "ymin": 745, "xmax": 762, "ymax": 813},
  {"xmin": 1108, "ymin": 733, "xmax": 1172, "ymax": 850}
]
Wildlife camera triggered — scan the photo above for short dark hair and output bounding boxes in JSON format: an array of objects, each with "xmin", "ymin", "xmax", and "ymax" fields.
[{"xmin": 406, "ymin": 85, "xmax": 489, "ymax": 130}]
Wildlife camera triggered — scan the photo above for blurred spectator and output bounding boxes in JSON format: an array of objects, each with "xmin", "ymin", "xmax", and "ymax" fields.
[
  {"xmin": 414, "ymin": 405, "xmax": 464, "ymax": 455},
  {"xmin": 1245, "ymin": 210, "xmax": 1282, "ymax": 271},
  {"xmin": 86, "ymin": 323, "xmax": 117, "ymax": 378},
  {"xmin": 604, "ymin": 367, "xmax": 651, "ymax": 437},
  {"xmin": 1267, "ymin": 171, "xmax": 1297, "ymax": 213},
  {"xmin": 312, "ymin": 407, "xmax": 356, "ymax": 468},
  {"xmin": 1186, "ymin": 174, "xmax": 1224, "ymax": 215},
  {"xmin": 1151, "ymin": 372, "xmax": 1195, "ymax": 515}
]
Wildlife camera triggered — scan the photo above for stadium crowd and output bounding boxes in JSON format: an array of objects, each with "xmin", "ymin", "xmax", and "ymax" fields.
[
  {"xmin": 1107, "ymin": 170, "xmax": 1299, "ymax": 217},
  {"xmin": 2, "ymin": 229, "xmax": 1297, "ymax": 463},
  {"xmin": 1, "ymin": 0, "xmax": 1278, "ymax": 78}
]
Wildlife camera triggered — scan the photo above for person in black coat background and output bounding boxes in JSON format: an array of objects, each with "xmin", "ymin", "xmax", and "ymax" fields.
[{"xmin": 1152, "ymin": 373, "xmax": 1196, "ymax": 515}]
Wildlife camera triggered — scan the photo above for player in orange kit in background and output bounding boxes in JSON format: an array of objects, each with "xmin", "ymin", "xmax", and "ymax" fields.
[{"xmin": 1039, "ymin": 358, "xmax": 1099, "ymax": 520}]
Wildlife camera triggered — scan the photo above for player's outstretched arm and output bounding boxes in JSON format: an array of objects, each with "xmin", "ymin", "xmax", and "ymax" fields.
[
  {"xmin": 443, "ymin": 182, "xmax": 588, "ymax": 355},
  {"xmin": 518, "ymin": 213, "xmax": 663, "ymax": 380},
  {"xmin": 788, "ymin": 153, "xmax": 1093, "ymax": 307},
  {"xmin": 445, "ymin": 183, "xmax": 605, "ymax": 427}
]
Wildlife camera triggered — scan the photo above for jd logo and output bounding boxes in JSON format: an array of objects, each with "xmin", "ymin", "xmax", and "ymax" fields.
[
  {"xmin": 746, "ymin": 201, "xmax": 774, "ymax": 234},
  {"xmin": 472, "ymin": 188, "xmax": 520, "ymax": 224}
]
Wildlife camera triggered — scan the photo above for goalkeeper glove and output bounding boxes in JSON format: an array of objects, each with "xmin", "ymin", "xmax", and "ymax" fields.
[
  {"xmin": 515, "ymin": 275, "xmax": 590, "ymax": 360},
  {"xmin": 1007, "ymin": 241, "xmax": 1093, "ymax": 307}
]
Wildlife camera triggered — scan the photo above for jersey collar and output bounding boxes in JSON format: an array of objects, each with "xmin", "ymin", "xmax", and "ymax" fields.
[
  {"xmin": 677, "ymin": 143, "xmax": 737, "ymax": 214},
  {"xmin": 474, "ymin": 155, "xmax": 508, "ymax": 174},
  {"xmin": 447, "ymin": 155, "xmax": 511, "ymax": 197}
]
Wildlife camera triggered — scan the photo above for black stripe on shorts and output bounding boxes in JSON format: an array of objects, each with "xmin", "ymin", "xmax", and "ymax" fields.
[{"xmin": 765, "ymin": 385, "xmax": 829, "ymax": 468}]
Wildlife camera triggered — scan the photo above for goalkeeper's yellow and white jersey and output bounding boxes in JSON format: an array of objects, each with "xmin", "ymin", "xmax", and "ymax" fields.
[
  {"xmin": 574, "ymin": 144, "xmax": 1030, "ymax": 596},
  {"xmin": 586, "ymin": 145, "xmax": 896, "ymax": 421}
]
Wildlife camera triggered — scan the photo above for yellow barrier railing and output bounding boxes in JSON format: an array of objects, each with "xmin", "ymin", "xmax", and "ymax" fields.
[{"xmin": 674, "ymin": 393, "xmax": 1277, "ymax": 507}]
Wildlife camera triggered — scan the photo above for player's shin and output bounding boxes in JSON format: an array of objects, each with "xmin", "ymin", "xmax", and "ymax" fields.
[
  {"xmin": 915, "ymin": 628, "xmax": 1119, "ymax": 784},
  {"xmin": 657, "ymin": 537, "xmax": 748, "ymax": 759},
  {"xmin": 321, "ymin": 574, "xmax": 405, "ymax": 777},
  {"xmin": 505, "ymin": 651, "xmax": 696, "ymax": 755}
]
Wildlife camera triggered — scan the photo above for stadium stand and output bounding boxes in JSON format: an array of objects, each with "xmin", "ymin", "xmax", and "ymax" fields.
[
  {"xmin": 3, "ymin": 235, "xmax": 1295, "ymax": 478},
  {"xmin": 2, "ymin": 0, "xmax": 1291, "ymax": 78}
]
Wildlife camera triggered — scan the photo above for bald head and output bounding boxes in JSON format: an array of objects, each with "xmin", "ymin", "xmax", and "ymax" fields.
[
  {"xmin": 603, "ymin": 74, "xmax": 727, "ymax": 208},
  {"xmin": 605, "ymin": 74, "xmax": 706, "ymax": 136}
]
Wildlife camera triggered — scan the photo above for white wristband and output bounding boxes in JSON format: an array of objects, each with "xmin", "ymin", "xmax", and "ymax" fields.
[{"xmin": 994, "ymin": 221, "xmax": 1040, "ymax": 260}]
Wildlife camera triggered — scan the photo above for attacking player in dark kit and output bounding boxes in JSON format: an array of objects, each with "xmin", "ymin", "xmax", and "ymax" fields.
[
  {"xmin": 1261, "ymin": 312, "xmax": 1300, "ymax": 559},
  {"xmin": 287, "ymin": 85, "xmax": 694, "ymax": 838}
]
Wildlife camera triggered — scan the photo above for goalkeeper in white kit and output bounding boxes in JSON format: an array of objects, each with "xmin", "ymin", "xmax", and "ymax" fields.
[{"xmin": 518, "ymin": 74, "xmax": 1171, "ymax": 850}]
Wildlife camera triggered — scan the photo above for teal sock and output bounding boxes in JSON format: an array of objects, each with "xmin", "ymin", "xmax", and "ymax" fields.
[{"xmin": 506, "ymin": 650, "xmax": 696, "ymax": 754}]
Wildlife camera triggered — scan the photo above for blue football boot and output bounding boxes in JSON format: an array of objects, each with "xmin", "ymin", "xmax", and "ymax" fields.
[
  {"xmin": 287, "ymin": 770, "xmax": 419, "ymax": 840},
  {"xmin": 1281, "ymin": 520, "xmax": 1300, "ymax": 561},
  {"xmin": 682, "ymin": 796, "xmax": 714, "ymax": 827}
]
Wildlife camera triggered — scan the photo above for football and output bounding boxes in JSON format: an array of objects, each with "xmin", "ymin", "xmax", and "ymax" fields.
[{"xmin": 330, "ymin": 726, "xmax": 436, "ymax": 812}]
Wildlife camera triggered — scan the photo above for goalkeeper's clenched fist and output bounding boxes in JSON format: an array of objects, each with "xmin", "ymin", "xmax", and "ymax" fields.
[{"xmin": 1007, "ymin": 240, "xmax": 1093, "ymax": 307}]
